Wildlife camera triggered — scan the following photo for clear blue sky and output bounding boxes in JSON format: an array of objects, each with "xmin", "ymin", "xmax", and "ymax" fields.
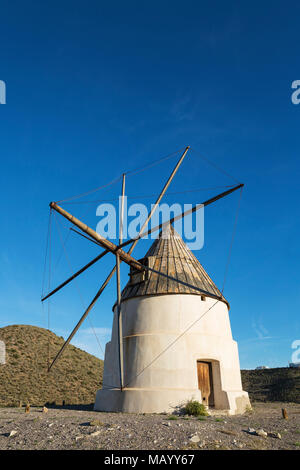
[{"xmin": 0, "ymin": 0, "xmax": 299, "ymax": 369}]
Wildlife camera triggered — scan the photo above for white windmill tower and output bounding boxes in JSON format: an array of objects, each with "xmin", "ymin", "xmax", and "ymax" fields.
[
  {"xmin": 94, "ymin": 224, "xmax": 250, "ymax": 415},
  {"xmin": 42, "ymin": 146, "xmax": 250, "ymax": 415}
]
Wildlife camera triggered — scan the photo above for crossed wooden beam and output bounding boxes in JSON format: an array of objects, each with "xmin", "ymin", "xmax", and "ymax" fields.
[{"xmin": 42, "ymin": 146, "xmax": 243, "ymax": 374}]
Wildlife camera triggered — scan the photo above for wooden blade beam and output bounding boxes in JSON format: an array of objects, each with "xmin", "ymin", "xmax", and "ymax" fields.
[
  {"xmin": 43, "ymin": 182, "xmax": 242, "ymax": 303},
  {"xmin": 50, "ymin": 201, "xmax": 144, "ymax": 270},
  {"xmin": 118, "ymin": 183, "xmax": 244, "ymax": 250},
  {"xmin": 47, "ymin": 146, "xmax": 190, "ymax": 371},
  {"xmin": 43, "ymin": 182, "xmax": 242, "ymax": 304},
  {"xmin": 41, "ymin": 249, "xmax": 109, "ymax": 302}
]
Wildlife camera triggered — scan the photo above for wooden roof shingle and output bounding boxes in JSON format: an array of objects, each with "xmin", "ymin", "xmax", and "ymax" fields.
[{"xmin": 119, "ymin": 224, "xmax": 229, "ymax": 307}]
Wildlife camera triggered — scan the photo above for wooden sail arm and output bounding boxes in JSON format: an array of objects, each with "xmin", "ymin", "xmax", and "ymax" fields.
[
  {"xmin": 50, "ymin": 201, "xmax": 143, "ymax": 271},
  {"xmin": 47, "ymin": 148, "xmax": 191, "ymax": 372},
  {"xmin": 117, "ymin": 183, "xmax": 244, "ymax": 250},
  {"xmin": 43, "ymin": 182, "xmax": 243, "ymax": 303},
  {"xmin": 41, "ymin": 248, "xmax": 109, "ymax": 302}
]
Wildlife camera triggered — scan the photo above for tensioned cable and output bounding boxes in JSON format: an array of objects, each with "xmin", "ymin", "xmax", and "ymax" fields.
[
  {"xmin": 124, "ymin": 147, "xmax": 185, "ymax": 177},
  {"xmin": 54, "ymin": 213, "xmax": 105, "ymax": 357},
  {"xmin": 41, "ymin": 209, "xmax": 52, "ymax": 299},
  {"xmin": 56, "ymin": 175, "xmax": 122, "ymax": 204},
  {"xmin": 47, "ymin": 209, "xmax": 53, "ymax": 370},
  {"xmin": 60, "ymin": 185, "xmax": 235, "ymax": 205},
  {"xmin": 53, "ymin": 228, "xmax": 71, "ymax": 272},
  {"xmin": 48, "ymin": 146, "xmax": 241, "ymax": 388},
  {"xmin": 221, "ymin": 186, "xmax": 243, "ymax": 293},
  {"xmin": 101, "ymin": 298, "xmax": 221, "ymax": 391},
  {"xmin": 190, "ymin": 147, "xmax": 240, "ymax": 184},
  {"xmin": 102, "ymin": 186, "xmax": 244, "ymax": 390},
  {"xmin": 55, "ymin": 147, "xmax": 185, "ymax": 205}
]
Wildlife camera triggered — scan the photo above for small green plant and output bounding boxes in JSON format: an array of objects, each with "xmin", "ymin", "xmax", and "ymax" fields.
[
  {"xmin": 294, "ymin": 442, "xmax": 300, "ymax": 447},
  {"xmin": 167, "ymin": 415, "xmax": 178, "ymax": 420},
  {"xmin": 197, "ymin": 416, "xmax": 206, "ymax": 421},
  {"xmin": 215, "ymin": 418, "xmax": 224, "ymax": 422},
  {"xmin": 183, "ymin": 400, "xmax": 208, "ymax": 417}
]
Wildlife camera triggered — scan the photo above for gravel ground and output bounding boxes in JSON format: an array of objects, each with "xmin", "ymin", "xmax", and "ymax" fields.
[{"xmin": 0, "ymin": 402, "xmax": 299, "ymax": 450}]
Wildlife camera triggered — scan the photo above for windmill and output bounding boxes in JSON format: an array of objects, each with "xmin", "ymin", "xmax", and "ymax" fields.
[{"xmin": 42, "ymin": 146, "xmax": 250, "ymax": 414}]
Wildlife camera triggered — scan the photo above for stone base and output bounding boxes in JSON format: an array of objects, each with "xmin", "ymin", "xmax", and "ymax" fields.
[
  {"xmin": 94, "ymin": 387, "xmax": 250, "ymax": 415},
  {"xmin": 225, "ymin": 391, "xmax": 251, "ymax": 415}
]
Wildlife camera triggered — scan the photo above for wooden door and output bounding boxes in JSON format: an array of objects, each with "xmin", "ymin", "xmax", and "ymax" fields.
[{"xmin": 197, "ymin": 361, "xmax": 213, "ymax": 405}]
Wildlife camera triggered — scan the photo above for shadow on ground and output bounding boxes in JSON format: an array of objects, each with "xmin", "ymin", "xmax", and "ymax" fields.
[{"xmin": 44, "ymin": 402, "xmax": 94, "ymax": 411}]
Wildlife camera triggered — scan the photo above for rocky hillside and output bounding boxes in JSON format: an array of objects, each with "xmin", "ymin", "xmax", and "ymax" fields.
[
  {"xmin": 0, "ymin": 325, "xmax": 104, "ymax": 407},
  {"xmin": 241, "ymin": 367, "xmax": 300, "ymax": 404}
]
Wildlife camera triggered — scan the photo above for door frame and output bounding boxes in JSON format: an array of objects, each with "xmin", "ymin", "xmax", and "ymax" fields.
[{"xmin": 197, "ymin": 360, "xmax": 215, "ymax": 407}]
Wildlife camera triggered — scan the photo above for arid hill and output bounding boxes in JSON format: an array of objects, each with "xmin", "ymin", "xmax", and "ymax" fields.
[
  {"xmin": 0, "ymin": 325, "xmax": 103, "ymax": 407},
  {"xmin": 0, "ymin": 325, "xmax": 299, "ymax": 408},
  {"xmin": 241, "ymin": 367, "xmax": 300, "ymax": 404}
]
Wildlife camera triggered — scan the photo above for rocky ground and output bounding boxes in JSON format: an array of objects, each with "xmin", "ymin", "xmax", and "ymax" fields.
[{"xmin": 0, "ymin": 402, "xmax": 299, "ymax": 450}]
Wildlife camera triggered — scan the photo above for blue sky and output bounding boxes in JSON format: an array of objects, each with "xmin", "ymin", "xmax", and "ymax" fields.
[{"xmin": 0, "ymin": 0, "xmax": 299, "ymax": 369}]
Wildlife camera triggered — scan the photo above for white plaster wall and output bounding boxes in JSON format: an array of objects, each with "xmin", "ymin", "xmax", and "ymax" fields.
[{"xmin": 97, "ymin": 294, "xmax": 250, "ymax": 414}]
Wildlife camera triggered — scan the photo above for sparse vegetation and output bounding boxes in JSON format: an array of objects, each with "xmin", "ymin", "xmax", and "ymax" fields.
[
  {"xmin": 241, "ymin": 368, "xmax": 300, "ymax": 404},
  {"xmin": 167, "ymin": 415, "xmax": 178, "ymax": 420},
  {"xmin": 183, "ymin": 400, "xmax": 208, "ymax": 417},
  {"xmin": 0, "ymin": 325, "xmax": 104, "ymax": 407},
  {"xmin": 245, "ymin": 404, "xmax": 253, "ymax": 414}
]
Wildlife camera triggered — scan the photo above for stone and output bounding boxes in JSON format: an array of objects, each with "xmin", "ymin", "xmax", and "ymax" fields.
[
  {"xmin": 89, "ymin": 420, "xmax": 103, "ymax": 427},
  {"xmin": 256, "ymin": 429, "xmax": 267, "ymax": 438},
  {"xmin": 76, "ymin": 436, "xmax": 84, "ymax": 441},
  {"xmin": 9, "ymin": 430, "xmax": 17, "ymax": 437},
  {"xmin": 190, "ymin": 434, "xmax": 200, "ymax": 443},
  {"xmin": 247, "ymin": 427, "xmax": 256, "ymax": 434},
  {"xmin": 43, "ymin": 406, "xmax": 48, "ymax": 413},
  {"xmin": 90, "ymin": 430, "xmax": 102, "ymax": 437},
  {"xmin": 162, "ymin": 422, "xmax": 171, "ymax": 427},
  {"xmin": 267, "ymin": 432, "xmax": 281, "ymax": 439}
]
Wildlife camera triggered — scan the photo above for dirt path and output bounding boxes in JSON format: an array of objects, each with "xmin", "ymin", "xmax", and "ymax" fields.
[{"xmin": 0, "ymin": 402, "xmax": 299, "ymax": 450}]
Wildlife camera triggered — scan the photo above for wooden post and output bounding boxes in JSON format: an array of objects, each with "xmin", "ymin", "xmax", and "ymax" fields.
[{"xmin": 116, "ymin": 174, "xmax": 126, "ymax": 391}]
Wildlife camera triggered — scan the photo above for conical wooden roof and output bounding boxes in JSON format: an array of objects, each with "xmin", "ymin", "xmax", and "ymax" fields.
[{"xmin": 120, "ymin": 224, "xmax": 228, "ymax": 307}]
